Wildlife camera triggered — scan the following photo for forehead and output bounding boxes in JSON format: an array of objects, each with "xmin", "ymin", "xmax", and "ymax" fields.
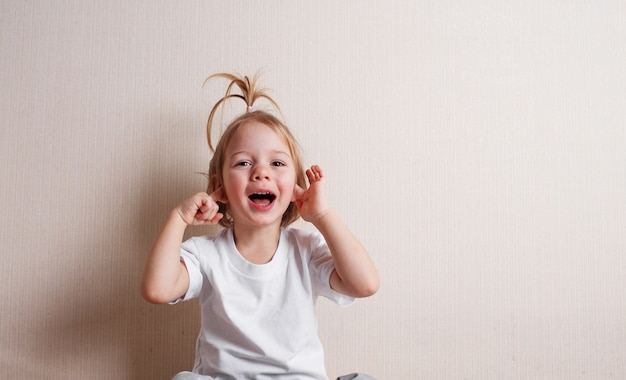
[{"xmin": 227, "ymin": 121, "xmax": 291, "ymax": 152}]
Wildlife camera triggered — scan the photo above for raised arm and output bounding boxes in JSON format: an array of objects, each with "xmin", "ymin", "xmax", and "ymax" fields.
[
  {"xmin": 294, "ymin": 165, "xmax": 379, "ymax": 298},
  {"xmin": 140, "ymin": 190, "xmax": 225, "ymax": 304}
]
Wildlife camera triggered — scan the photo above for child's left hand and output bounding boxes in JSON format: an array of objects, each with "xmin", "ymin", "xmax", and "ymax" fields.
[{"xmin": 293, "ymin": 165, "xmax": 330, "ymax": 223}]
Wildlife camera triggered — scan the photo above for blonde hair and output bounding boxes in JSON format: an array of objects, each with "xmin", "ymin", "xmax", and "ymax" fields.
[{"xmin": 204, "ymin": 73, "xmax": 307, "ymax": 228}]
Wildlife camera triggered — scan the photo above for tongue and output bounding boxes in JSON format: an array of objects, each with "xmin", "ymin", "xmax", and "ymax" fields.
[{"xmin": 251, "ymin": 198, "xmax": 272, "ymax": 207}]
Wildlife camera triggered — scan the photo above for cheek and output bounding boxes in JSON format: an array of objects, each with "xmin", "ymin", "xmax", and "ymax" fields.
[
  {"xmin": 221, "ymin": 173, "xmax": 243, "ymax": 198},
  {"xmin": 280, "ymin": 175, "xmax": 298, "ymax": 196}
]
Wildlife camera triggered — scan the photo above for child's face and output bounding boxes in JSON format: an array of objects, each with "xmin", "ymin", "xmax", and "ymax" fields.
[{"xmin": 221, "ymin": 121, "xmax": 298, "ymax": 229}]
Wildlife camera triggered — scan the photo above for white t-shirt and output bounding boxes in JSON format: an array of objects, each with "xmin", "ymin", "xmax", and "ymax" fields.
[{"xmin": 177, "ymin": 227, "xmax": 354, "ymax": 380}]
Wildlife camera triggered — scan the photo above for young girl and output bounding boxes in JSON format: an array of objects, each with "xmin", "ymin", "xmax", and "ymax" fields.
[{"xmin": 141, "ymin": 73, "xmax": 379, "ymax": 380}]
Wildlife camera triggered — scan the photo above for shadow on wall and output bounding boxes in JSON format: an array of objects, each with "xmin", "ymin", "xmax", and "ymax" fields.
[
  {"xmin": 128, "ymin": 111, "xmax": 223, "ymax": 379},
  {"xmin": 26, "ymin": 112, "xmax": 217, "ymax": 379}
]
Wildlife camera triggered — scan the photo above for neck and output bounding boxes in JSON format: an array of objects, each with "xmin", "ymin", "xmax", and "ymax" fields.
[{"xmin": 232, "ymin": 223, "xmax": 281, "ymax": 264}]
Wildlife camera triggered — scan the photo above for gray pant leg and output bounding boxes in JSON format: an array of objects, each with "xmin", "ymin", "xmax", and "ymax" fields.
[
  {"xmin": 171, "ymin": 371, "xmax": 216, "ymax": 380},
  {"xmin": 173, "ymin": 371, "xmax": 375, "ymax": 380},
  {"xmin": 336, "ymin": 374, "xmax": 377, "ymax": 380}
]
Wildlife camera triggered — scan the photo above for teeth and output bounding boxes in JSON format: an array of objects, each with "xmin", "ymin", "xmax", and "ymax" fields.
[{"xmin": 249, "ymin": 192, "xmax": 276, "ymax": 201}]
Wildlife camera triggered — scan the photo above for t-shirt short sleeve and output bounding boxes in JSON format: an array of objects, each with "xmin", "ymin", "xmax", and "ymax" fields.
[
  {"xmin": 170, "ymin": 238, "xmax": 204, "ymax": 303},
  {"xmin": 307, "ymin": 232, "xmax": 355, "ymax": 308}
]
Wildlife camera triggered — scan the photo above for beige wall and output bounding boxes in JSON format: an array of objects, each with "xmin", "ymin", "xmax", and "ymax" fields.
[{"xmin": 1, "ymin": 1, "xmax": 625, "ymax": 379}]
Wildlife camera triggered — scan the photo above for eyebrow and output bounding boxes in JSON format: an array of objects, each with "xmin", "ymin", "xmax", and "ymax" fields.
[{"xmin": 229, "ymin": 149, "xmax": 291, "ymax": 158}]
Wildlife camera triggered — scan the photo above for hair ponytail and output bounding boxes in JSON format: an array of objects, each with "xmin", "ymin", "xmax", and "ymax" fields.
[{"xmin": 204, "ymin": 72, "xmax": 283, "ymax": 152}]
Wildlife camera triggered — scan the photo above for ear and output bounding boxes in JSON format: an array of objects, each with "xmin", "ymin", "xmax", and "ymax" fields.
[
  {"xmin": 292, "ymin": 183, "xmax": 305, "ymax": 202},
  {"xmin": 209, "ymin": 175, "xmax": 228, "ymax": 203}
]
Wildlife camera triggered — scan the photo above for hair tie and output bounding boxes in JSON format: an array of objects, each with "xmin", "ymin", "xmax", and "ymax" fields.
[{"xmin": 246, "ymin": 105, "xmax": 253, "ymax": 112}]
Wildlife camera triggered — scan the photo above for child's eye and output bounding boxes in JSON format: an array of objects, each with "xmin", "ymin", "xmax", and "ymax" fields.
[
  {"xmin": 271, "ymin": 161, "xmax": 286, "ymax": 167},
  {"xmin": 236, "ymin": 161, "xmax": 252, "ymax": 167}
]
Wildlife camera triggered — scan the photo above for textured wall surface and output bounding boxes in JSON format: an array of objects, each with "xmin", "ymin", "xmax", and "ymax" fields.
[{"xmin": 1, "ymin": 1, "xmax": 625, "ymax": 379}]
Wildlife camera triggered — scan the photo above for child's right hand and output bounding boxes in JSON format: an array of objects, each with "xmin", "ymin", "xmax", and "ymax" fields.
[{"xmin": 175, "ymin": 188, "xmax": 226, "ymax": 225}]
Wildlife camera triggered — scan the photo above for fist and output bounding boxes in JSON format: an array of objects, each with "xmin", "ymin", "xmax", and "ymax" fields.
[{"xmin": 176, "ymin": 188, "xmax": 226, "ymax": 225}]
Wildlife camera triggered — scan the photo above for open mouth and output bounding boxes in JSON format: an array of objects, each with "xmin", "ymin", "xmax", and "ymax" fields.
[{"xmin": 248, "ymin": 192, "xmax": 276, "ymax": 207}]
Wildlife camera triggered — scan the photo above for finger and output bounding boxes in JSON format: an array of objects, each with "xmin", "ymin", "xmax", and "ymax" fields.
[
  {"xmin": 196, "ymin": 194, "xmax": 217, "ymax": 213},
  {"xmin": 195, "ymin": 206, "xmax": 212, "ymax": 222},
  {"xmin": 307, "ymin": 165, "xmax": 324, "ymax": 182},
  {"xmin": 311, "ymin": 164, "xmax": 323, "ymax": 176},
  {"xmin": 197, "ymin": 201, "xmax": 211, "ymax": 214},
  {"xmin": 305, "ymin": 169, "xmax": 316, "ymax": 183},
  {"xmin": 208, "ymin": 213, "xmax": 224, "ymax": 224},
  {"xmin": 313, "ymin": 165, "xmax": 324, "ymax": 180},
  {"xmin": 195, "ymin": 207, "xmax": 223, "ymax": 225},
  {"xmin": 199, "ymin": 211, "xmax": 223, "ymax": 225}
]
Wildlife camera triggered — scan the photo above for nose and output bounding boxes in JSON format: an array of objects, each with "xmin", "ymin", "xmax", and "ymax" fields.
[{"xmin": 251, "ymin": 164, "xmax": 270, "ymax": 181}]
